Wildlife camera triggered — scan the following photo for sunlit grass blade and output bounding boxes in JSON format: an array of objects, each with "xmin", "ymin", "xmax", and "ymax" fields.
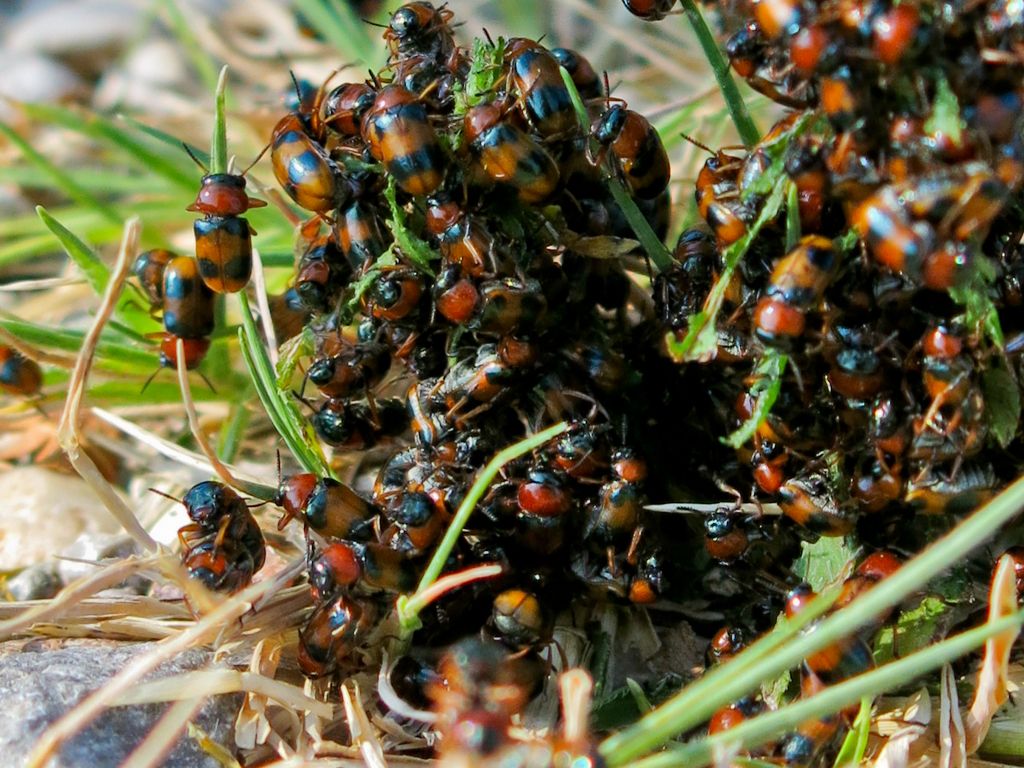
[
  {"xmin": 629, "ymin": 611, "xmax": 1024, "ymax": 768},
  {"xmin": 210, "ymin": 67, "xmax": 228, "ymax": 176},
  {"xmin": 0, "ymin": 234, "xmax": 59, "ymax": 268},
  {"xmin": 667, "ymin": 174, "xmax": 787, "ymax": 361},
  {"xmin": 18, "ymin": 102, "xmax": 196, "ymax": 190},
  {"xmin": 88, "ymin": 379, "xmax": 222, "ymax": 404},
  {"xmin": 560, "ymin": 67, "xmax": 674, "ymax": 273},
  {"xmin": 118, "ymin": 115, "xmax": 208, "ymax": 167},
  {"xmin": 678, "ymin": 0, "xmax": 760, "ymax": 148},
  {"xmin": 396, "ymin": 421, "xmax": 568, "ymax": 637},
  {"xmin": 36, "ymin": 207, "xmax": 156, "ymax": 334},
  {"xmin": 0, "ymin": 121, "xmax": 120, "ymax": 225},
  {"xmin": 216, "ymin": 398, "xmax": 252, "ymax": 463},
  {"xmin": 0, "ymin": 200, "xmax": 186, "ymax": 242},
  {"xmin": 833, "ymin": 697, "xmax": 872, "ymax": 766},
  {"xmin": 292, "ymin": 0, "xmax": 382, "ymax": 70},
  {"xmin": 600, "ymin": 470, "xmax": 1024, "ymax": 764},
  {"xmin": 159, "ymin": 0, "xmax": 221, "ymax": 95},
  {"xmin": 0, "ymin": 166, "xmax": 177, "ymax": 194},
  {"xmin": 723, "ymin": 349, "xmax": 786, "ymax": 448},
  {"xmin": 0, "ymin": 317, "xmax": 155, "ymax": 375},
  {"xmin": 236, "ymin": 292, "xmax": 331, "ymax": 477}
]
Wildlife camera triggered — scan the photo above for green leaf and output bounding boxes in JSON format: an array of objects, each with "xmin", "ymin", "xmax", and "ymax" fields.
[
  {"xmin": 456, "ymin": 37, "xmax": 507, "ymax": 115},
  {"xmin": 873, "ymin": 596, "xmax": 949, "ymax": 664},
  {"xmin": 722, "ymin": 350, "xmax": 787, "ymax": 448},
  {"xmin": 950, "ymin": 254, "xmax": 1003, "ymax": 346},
  {"xmin": 925, "ymin": 75, "xmax": 963, "ymax": 146},
  {"xmin": 982, "ymin": 364, "xmax": 1021, "ymax": 448},
  {"xmin": 382, "ymin": 177, "xmax": 437, "ymax": 275},
  {"xmin": 794, "ymin": 538, "xmax": 855, "ymax": 593}
]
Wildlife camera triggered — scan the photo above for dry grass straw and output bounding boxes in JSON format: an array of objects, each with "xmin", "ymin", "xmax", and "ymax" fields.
[
  {"xmin": 25, "ymin": 557, "xmax": 308, "ymax": 767},
  {"xmin": 55, "ymin": 216, "xmax": 158, "ymax": 553}
]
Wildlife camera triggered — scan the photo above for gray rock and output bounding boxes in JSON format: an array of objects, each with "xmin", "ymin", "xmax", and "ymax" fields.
[
  {"xmin": 5, "ymin": 564, "xmax": 62, "ymax": 602},
  {"xmin": 0, "ymin": 639, "xmax": 242, "ymax": 768}
]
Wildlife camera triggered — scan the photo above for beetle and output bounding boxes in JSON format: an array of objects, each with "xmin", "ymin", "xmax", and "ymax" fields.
[
  {"xmin": 361, "ymin": 84, "xmax": 446, "ymax": 196},
  {"xmin": 0, "ymin": 347, "xmax": 43, "ymax": 397},
  {"xmin": 463, "ymin": 102, "xmax": 560, "ymax": 204}
]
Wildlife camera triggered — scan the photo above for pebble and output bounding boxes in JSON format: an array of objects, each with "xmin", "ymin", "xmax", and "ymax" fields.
[
  {"xmin": 5, "ymin": 1, "xmax": 143, "ymax": 58},
  {"xmin": 0, "ymin": 52, "xmax": 84, "ymax": 121},
  {"xmin": 56, "ymin": 533, "xmax": 150, "ymax": 594},
  {"xmin": 0, "ymin": 639, "xmax": 241, "ymax": 767},
  {"xmin": 5, "ymin": 563, "xmax": 62, "ymax": 602},
  {"xmin": 0, "ymin": 468, "xmax": 120, "ymax": 570},
  {"xmin": 93, "ymin": 40, "xmax": 196, "ymax": 115}
]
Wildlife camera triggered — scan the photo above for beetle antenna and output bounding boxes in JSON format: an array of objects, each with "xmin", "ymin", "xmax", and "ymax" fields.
[
  {"xmin": 680, "ymin": 132, "xmax": 714, "ymax": 155},
  {"xmin": 182, "ymin": 143, "xmax": 209, "ymax": 173},
  {"xmin": 149, "ymin": 487, "xmax": 183, "ymax": 505}
]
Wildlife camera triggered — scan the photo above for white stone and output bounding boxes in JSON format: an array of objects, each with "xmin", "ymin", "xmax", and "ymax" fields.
[{"xmin": 0, "ymin": 467, "xmax": 121, "ymax": 570}]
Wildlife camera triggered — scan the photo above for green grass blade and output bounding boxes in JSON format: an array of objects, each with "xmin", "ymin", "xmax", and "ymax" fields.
[
  {"xmin": 217, "ymin": 398, "xmax": 251, "ymax": 463},
  {"xmin": 678, "ymin": 0, "xmax": 760, "ymax": 148},
  {"xmin": 160, "ymin": 0, "xmax": 221, "ymax": 95},
  {"xmin": 292, "ymin": 0, "xmax": 381, "ymax": 70},
  {"xmin": 0, "ymin": 166, "xmax": 177, "ymax": 194},
  {"xmin": 601, "ymin": 469, "xmax": 1024, "ymax": 764},
  {"xmin": 18, "ymin": 102, "xmax": 196, "ymax": 190},
  {"xmin": 560, "ymin": 66, "xmax": 673, "ymax": 273},
  {"xmin": 236, "ymin": 293, "xmax": 331, "ymax": 477},
  {"xmin": 118, "ymin": 115, "xmax": 209, "ymax": 167},
  {"xmin": 210, "ymin": 67, "xmax": 228, "ymax": 175},
  {"xmin": 0, "ymin": 121, "xmax": 121, "ymax": 224},
  {"xmin": 88, "ymin": 379, "xmax": 222, "ymax": 404},
  {"xmin": 36, "ymin": 207, "xmax": 108, "ymax": 293},
  {"xmin": 629, "ymin": 611, "xmax": 1024, "ymax": 768},
  {"xmin": 833, "ymin": 697, "xmax": 872, "ymax": 766},
  {"xmin": 0, "ymin": 317, "xmax": 155, "ymax": 375},
  {"xmin": 36, "ymin": 207, "xmax": 156, "ymax": 334},
  {"xmin": 397, "ymin": 421, "xmax": 569, "ymax": 636},
  {"xmin": 668, "ymin": 174, "xmax": 787, "ymax": 361},
  {"xmin": 0, "ymin": 234, "xmax": 61, "ymax": 268}
]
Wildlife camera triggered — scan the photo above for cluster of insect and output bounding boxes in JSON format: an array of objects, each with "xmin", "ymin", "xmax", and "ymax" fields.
[
  {"xmin": 121, "ymin": 1, "xmax": 676, "ymax": 761},
  {"xmin": 625, "ymin": 0, "xmax": 1024, "ymax": 761},
  {"xmin": 4, "ymin": 0, "xmax": 1022, "ymax": 763}
]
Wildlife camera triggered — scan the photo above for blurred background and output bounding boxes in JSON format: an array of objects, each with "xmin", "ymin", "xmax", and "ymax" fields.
[{"xmin": 0, "ymin": 0, "xmax": 779, "ymax": 244}]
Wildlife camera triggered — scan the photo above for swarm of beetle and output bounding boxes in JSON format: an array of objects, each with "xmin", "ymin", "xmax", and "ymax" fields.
[
  {"xmin": 629, "ymin": 0, "xmax": 1024, "ymax": 761},
  {"xmin": 129, "ymin": 0, "xmax": 1024, "ymax": 763},
  {"xmin": 162, "ymin": 0, "xmax": 688, "ymax": 749}
]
